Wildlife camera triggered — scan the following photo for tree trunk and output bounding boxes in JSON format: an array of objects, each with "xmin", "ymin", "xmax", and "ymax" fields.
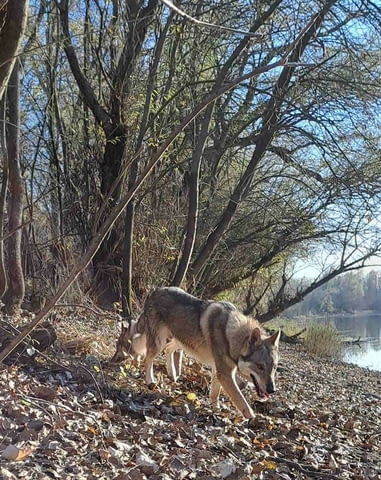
[
  {"xmin": 171, "ymin": 105, "xmax": 214, "ymax": 287},
  {"xmin": 92, "ymin": 123, "xmax": 127, "ymax": 305},
  {"xmin": 2, "ymin": 61, "xmax": 25, "ymax": 314},
  {"xmin": 57, "ymin": 0, "xmax": 158, "ymax": 305},
  {"xmin": 0, "ymin": 0, "xmax": 29, "ymax": 102},
  {"xmin": 121, "ymin": 10, "xmax": 173, "ymax": 314},
  {"xmin": 0, "ymin": 94, "xmax": 7, "ymax": 296},
  {"xmin": 121, "ymin": 160, "xmax": 138, "ymax": 317}
]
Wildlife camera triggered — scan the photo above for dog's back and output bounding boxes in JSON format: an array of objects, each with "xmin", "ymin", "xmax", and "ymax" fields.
[
  {"xmin": 145, "ymin": 286, "xmax": 208, "ymax": 318},
  {"xmin": 140, "ymin": 287, "xmax": 246, "ymax": 366},
  {"xmin": 141, "ymin": 287, "xmax": 210, "ymax": 359}
]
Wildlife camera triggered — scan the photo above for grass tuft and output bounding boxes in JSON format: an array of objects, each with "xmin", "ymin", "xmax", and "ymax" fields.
[{"xmin": 304, "ymin": 323, "xmax": 342, "ymax": 359}]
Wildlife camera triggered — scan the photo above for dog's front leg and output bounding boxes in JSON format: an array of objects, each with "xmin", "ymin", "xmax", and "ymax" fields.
[
  {"xmin": 210, "ymin": 369, "xmax": 222, "ymax": 407},
  {"xmin": 144, "ymin": 352, "xmax": 156, "ymax": 385},
  {"xmin": 216, "ymin": 367, "xmax": 255, "ymax": 419}
]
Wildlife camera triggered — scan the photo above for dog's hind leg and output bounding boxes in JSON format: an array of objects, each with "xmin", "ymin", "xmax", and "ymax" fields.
[
  {"xmin": 165, "ymin": 338, "xmax": 183, "ymax": 381},
  {"xmin": 145, "ymin": 324, "xmax": 168, "ymax": 385},
  {"xmin": 165, "ymin": 345, "xmax": 183, "ymax": 382},
  {"xmin": 173, "ymin": 350, "xmax": 183, "ymax": 380}
]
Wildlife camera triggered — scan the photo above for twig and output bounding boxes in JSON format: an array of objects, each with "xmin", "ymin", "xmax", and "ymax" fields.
[
  {"xmin": 267, "ymin": 456, "xmax": 341, "ymax": 479},
  {"xmin": 77, "ymin": 363, "xmax": 105, "ymax": 404},
  {"xmin": 0, "ymin": 219, "xmax": 32, "ymax": 241},
  {"xmin": 18, "ymin": 395, "xmax": 56, "ymax": 423},
  {"xmin": 20, "ymin": 394, "xmax": 86, "ymax": 416},
  {"xmin": 292, "ymin": 328, "xmax": 306, "ymax": 338},
  {"xmin": 160, "ymin": 0, "xmax": 262, "ymax": 37},
  {"xmin": 54, "ymin": 303, "xmax": 121, "ymax": 318}
]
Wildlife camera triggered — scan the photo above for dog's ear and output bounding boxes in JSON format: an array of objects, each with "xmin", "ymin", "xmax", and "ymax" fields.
[
  {"xmin": 268, "ymin": 329, "xmax": 281, "ymax": 348},
  {"xmin": 249, "ymin": 327, "xmax": 262, "ymax": 346}
]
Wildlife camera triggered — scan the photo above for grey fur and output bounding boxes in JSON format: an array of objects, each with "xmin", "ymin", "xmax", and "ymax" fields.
[{"xmin": 131, "ymin": 287, "xmax": 280, "ymax": 419}]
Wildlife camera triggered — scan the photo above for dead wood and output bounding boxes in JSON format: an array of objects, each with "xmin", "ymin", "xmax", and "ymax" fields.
[
  {"xmin": 265, "ymin": 327, "xmax": 306, "ymax": 344},
  {"xmin": 0, "ymin": 319, "xmax": 56, "ymax": 362},
  {"xmin": 341, "ymin": 336, "xmax": 369, "ymax": 345}
]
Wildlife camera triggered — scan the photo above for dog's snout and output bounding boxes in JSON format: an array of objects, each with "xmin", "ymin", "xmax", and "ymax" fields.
[{"xmin": 267, "ymin": 382, "xmax": 276, "ymax": 394}]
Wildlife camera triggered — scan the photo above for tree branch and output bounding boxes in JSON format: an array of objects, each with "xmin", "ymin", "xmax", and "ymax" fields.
[{"xmin": 56, "ymin": 0, "xmax": 112, "ymax": 132}]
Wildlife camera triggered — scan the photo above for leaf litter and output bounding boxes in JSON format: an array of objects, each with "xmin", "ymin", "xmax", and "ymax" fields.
[{"xmin": 0, "ymin": 315, "xmax": 380, "ymax": 480}]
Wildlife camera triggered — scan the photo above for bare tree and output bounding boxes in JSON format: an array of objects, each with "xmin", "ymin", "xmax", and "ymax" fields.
[
  {"xmin": 189, "ymin": 0, "xmax": 337, "ymax": 286},
  {"xmin": 2, "ymin": 60, "xmax": 25, "ymax": 314},
  {"xmin": 0, "ymin": 0, "xmax": 28, "ymax": 303},
  {"xmin": 8, "ymin": 0, "xmax": 381, "ymax": 325},
  {"xmin": 56, "ymin": 0, "xmax": 158, "ymax": 303}
]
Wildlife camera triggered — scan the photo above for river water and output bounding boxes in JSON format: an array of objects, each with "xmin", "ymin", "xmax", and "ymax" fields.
[
  {"xmin": 330, "ymin": 313, "xmax": 381, "ymax": 372},
  {"xmin": 303, "ymin": 313, "xmax": 381, "ymax": 371}
]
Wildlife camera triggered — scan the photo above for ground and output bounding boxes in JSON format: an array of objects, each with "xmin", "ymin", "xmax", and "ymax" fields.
[{"xmin": 0, "ymin": 312, "xmax": 380, "ymax": 479}]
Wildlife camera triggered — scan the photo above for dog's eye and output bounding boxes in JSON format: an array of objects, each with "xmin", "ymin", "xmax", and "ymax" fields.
[{"xmin": 256, "ymin": 363, "xmax": 265, "ymax": 371}]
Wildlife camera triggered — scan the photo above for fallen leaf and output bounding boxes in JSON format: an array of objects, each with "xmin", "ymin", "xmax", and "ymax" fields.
[
  {"xmin": 32, "ymin": 386, "xmax": 57, "ymax": 401},
  {"xmin": 1, "ymin": 445, "xmax": 33, "ymax": 461},
  {"xmin": 99, "ymin": 449, "xmax": 110, "ymax": 461},
  {"xmin": 263, "ymin": 459, "xmax": 277, "ymax": 470}
]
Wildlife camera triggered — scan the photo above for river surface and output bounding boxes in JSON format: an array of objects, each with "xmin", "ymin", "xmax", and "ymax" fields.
[{"xmin": 314, "ymin": 313, "xmax": 381, "ymax": 371}]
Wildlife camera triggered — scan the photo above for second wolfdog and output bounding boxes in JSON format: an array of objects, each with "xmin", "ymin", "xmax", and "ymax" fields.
[{"xmin": 131, "ymin": 287, "xmax": 280, "ymax": 419}]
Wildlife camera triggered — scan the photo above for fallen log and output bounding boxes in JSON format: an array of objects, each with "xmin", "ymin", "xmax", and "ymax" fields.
[
  {"xmin": 341, "ymin": 336, "xmax": 369, "ymax": 345},
  {"xmin": 265, "ymin": 327, "xmax": 306, "ymax": 344},
  {"xmin": 0, "ymin": 319, "xmax": 57, "ymax": 363}
]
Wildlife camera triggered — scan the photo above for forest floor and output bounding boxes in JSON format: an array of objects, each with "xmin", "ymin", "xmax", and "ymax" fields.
[{"xmin": 0, "ymin": 311, "xmax": 380, "ymax": 480}]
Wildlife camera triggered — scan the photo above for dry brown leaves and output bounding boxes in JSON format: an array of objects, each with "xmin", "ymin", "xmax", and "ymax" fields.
[{"xmin": 0, "ymin": 325, "xmax": 380, "ymax": 480}]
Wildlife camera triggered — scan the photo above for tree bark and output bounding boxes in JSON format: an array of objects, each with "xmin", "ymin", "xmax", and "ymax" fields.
[
  {"xmin": 0, "ymin": 0, "xmax": 29, "ymax": 102},
  {"xmin": 0, "ymin": 94, "xmax": 7, "ymax": 297},
  {"xmin": 2, "ymin": 61, "xmax": 25, "ymax": 314}
]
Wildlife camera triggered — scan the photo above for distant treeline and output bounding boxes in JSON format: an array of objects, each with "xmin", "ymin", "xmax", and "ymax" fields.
[{"xmin": 286, "ymin": 270, "xmax": 381, "ymax": 316}]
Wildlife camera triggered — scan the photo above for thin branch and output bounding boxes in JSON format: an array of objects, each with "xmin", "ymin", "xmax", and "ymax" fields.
[
  {"xmin": 160, "ymin": 0, "xmax": 263, "ymax": 37},
  {"xmin": 0, "ymin": 219, "xmax": 31, "ymax": 242}
]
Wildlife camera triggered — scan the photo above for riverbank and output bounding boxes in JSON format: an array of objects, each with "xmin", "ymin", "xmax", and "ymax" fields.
[
  {"xmin": 270, "ymin": 312, "xmax": 381, "ymax": 371},
  {"xmin": 0, "ymin": 339, "xmax": 380, "ymax": 479}
]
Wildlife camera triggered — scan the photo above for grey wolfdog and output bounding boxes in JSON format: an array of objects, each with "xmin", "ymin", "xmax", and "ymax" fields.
[{"xmin": 129, "ymin": 287, "xmax": 280, "ymax": 419}]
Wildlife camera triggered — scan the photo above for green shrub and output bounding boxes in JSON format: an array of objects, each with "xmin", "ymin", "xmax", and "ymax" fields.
[{"xmin": 304, "ymin": 323, "xmax": 342, "ymax": 359}]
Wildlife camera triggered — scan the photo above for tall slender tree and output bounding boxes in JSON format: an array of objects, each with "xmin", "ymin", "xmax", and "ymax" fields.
[
  {"xmin": 0, "ymin": 0, "xmax": 29, "ymax": 102},
  {"xmin": 2, "ymin": 60, "xmax": 25, "ymax": 314}
]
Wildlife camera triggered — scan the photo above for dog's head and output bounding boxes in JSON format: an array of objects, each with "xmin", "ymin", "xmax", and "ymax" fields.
[
  {"xmin": 123, "ymin": 317, "xmax": 147, "ymax": 359},
  {"xmin": 238, "ymin": 328, "xmax": 281, "ymax": 399},
  {"xmin": 109, "ymin": 317, "xmax": 147, "ymax": 363}
]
